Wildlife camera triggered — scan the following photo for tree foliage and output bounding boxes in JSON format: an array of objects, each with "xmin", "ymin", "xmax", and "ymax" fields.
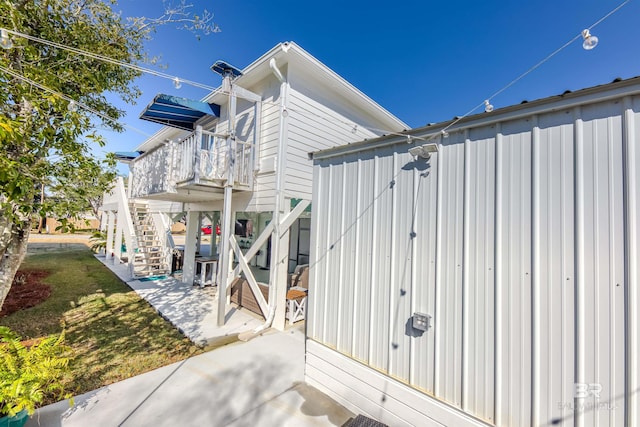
[
  {"xmin": 1, "ymin": 1, "xmax": 145, "ymax": 221},
  {"xmin": 0, "ymin": 0, "xmax": 218, "ymax": 309}
]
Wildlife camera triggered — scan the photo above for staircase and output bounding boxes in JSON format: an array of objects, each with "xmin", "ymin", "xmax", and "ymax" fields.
[{"xmin": 129, "ymin": 202, "xmax": 170, "ymax": 278}]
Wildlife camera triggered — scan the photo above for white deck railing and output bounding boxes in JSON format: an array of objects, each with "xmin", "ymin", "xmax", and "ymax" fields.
[
  {"xmin": 130, "ymin": 144, "xmax": 175, "ymax": 198},
  {"xmin": 131, "ymin": 127, "xmax": 254, "ymax": 198}
]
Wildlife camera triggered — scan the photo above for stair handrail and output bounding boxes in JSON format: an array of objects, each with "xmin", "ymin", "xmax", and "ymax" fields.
[{"xmin": 114, "ymin": 177, "xmax": 137, "ymax": 259}]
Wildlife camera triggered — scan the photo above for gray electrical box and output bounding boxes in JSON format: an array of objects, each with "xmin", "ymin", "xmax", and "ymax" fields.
[{"xmin": 413, "ymin": 313, "xmax": 431, "ymax": 331}]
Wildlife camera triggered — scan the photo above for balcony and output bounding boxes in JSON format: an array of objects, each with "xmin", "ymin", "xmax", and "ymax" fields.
[{"xmin": 130, "ymin": 128, "xmax": 254, "ymax": 202}]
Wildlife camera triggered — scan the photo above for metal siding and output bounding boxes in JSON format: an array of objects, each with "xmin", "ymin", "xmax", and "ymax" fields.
[
  {"xmin": 309, "ymin": 161, "xmax": 328, "ymax": 342},
  {"xmin": 435, "ymin": 134, "xmax": 465, "ymax": 407},
  {"xmin": 353, "ymin": 154, "xmax": 375, "ymax": 362},
  {"xmin": 369, "ymin": 150, "xmax": 393, "ymax": 372},
  {"xmin": 534, "ymin": 113, "xmax": 576, "ymax": 426},
  {"xmin": 388, "ymin": 150, "xmax": 415, "ymax": 382},
  {"xmin": 412, "ymin": 148, "xmax": 438, "ymax": 393},
  {"xmin": 497, "ymin": 119, "xmax": 533, "ymax": 427},
  {"xmin": 625, "ymin": 97, "xmax": 639, "ymax": 426},
  {"xmin": 462, "ymin": 126, "xmax": 496, "ymax": 423},
  {"xmin": 308, "ymin": 91, "xmax": 640, "ymax": 427},
  {"xmin": 579, "ymin": 102, "xmax": 626, "ymax": 427},
  {"xmin": 325, "ymin": 161, "xmax": 345, "ymax": 347},
  {"xmin": 337, "ymin": 155, "xmax": 359, "ymax": 354}
]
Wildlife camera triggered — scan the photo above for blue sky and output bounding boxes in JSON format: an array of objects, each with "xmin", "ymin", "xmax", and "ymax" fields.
[{"xmin": 101, "ymin": 0, "xmax": 640, "ymax": 171}]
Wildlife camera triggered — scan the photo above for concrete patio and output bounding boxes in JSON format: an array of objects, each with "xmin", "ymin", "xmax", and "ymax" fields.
[
  {"xmin": 96, "ymin": 254, "xmax": 264, "ymax": 346},
  {"xmin": 23, "ymin": 236, "xmax": 354, "ymax": 427}
]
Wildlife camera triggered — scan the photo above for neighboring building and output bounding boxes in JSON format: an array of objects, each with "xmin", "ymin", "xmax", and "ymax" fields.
[
  {"xmin": 101, "ymin": 42, "xmax": 407, "ymax": 330},
  {"xmin": 307, "ymin": 77, "xmax": 640, "ymax": 426}
]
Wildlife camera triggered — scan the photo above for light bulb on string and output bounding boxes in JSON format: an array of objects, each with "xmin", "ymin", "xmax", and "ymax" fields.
[
  {"xmin": 582, "ymin": 29, "xmax": 599, "ymax": 50},
  {"xmin": 484, "ymin": 100, "xmax": 494, "ymax": 113},
  {"xmin": 173, "ymin": 77, "xmax": 182, "ymax": 89},
  {"xmin": 1, "ymin": 29, "xmax": 13, "ymax": 50},
  {"xmin": 68, "ymin": 100, "xmax": 77, "ymax": 112}
]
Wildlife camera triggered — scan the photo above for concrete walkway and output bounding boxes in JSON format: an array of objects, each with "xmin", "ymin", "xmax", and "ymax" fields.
[
  {"xmin": 23, "ymin": 237, "xmax": 353, "ymax": 426},
  {"xmin": 26, "ymin": 328, "xmax": 353, "ymax": 427}
]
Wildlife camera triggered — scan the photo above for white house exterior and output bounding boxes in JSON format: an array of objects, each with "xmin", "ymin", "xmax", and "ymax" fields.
[
  {"xmin": 306, "ymin": 77, "xmax": 640, "ymax": 426},
  {"xmin": 102, "ymin": 42, "xmax": 407, "ymax": 331}
]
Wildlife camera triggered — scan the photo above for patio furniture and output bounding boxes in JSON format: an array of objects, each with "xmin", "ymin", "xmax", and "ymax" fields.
[
  {"xmin": 194, "ymin": 257, "xmax": 217, "ymax": 287},
  {"xmin": 286, "ymin": 264, "xmax": 309, "ymax": 324},
  {"xmin": 285, "ymin": 288, "xmax": 307, "ymax": 325}
]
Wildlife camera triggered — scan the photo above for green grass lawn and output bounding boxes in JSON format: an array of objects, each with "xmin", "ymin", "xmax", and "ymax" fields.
[{"xmin": 0, "ymin": 245, "xmax": 201, "ymax": 401}]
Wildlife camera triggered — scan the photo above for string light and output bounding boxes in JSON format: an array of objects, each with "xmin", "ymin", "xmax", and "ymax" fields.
[
  {"xmin": 581, "ymin": 29, "xmax": 599, "ymax": 50},
  {"xmin": 173, "ymin": 77, "xmax": 182, "ymax": 89},
  {"xmin": 484, "ymin": 100, "xmax": 494, "ymax": 113}
]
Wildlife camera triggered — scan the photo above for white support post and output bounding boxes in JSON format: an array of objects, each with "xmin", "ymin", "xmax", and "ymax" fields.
[
  {"xmin": 267, "ymin": 72, "xmax": 290, "ymax": 331},
  {"xmin": 272, "ymin": 200, "xmax": 291, "ymax": 331},
  {"xmin": 183, "ymin": 211, "xmax": 200, "ymax": 285},
  {"xmin": 100, "ymin": 211, "xmax": 108, "ymax": 232},
  {"xmin": 105, "ymin": 211, "xmax": 115, "ymax": 261},
  {"xmin": 196, "ymin": 212, "xmax": 202, "ymax": 255},
  {"xmin": 217, "ymin": 74, "xmax": 237, "ymax": 326},
  {"xmin": 114, "ymin": 209, "xmax": 125, "ymax": 262}
]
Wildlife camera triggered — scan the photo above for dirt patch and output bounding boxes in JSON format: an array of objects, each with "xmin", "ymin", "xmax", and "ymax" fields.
[{"xmin": 0, "ymin": 270, "xmax": 52, "ymax": 317}]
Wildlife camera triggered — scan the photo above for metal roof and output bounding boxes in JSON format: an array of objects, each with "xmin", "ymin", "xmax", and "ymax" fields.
[
  {"xmin": 139, "ymin": 94, "xmax": 221, "ymax": 131},
  {"xmin": 310, "ymin": 75, "xmax": 640, "ymax": 160}
]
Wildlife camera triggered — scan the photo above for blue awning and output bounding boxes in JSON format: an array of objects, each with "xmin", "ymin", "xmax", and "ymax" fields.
[{"xmin": 139, "ymin": 94, "xmax": 221, "ymax": 131}]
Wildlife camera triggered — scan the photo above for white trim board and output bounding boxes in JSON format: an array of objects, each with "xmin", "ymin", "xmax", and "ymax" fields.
[{"xmin": 305, "ymin": 340, "xmax": 491, "ymax": 427}]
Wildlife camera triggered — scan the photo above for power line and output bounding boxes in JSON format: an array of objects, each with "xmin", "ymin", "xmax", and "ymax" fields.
[
  {"xmin": 431, "ymin": 0, "xmax": 631, "ymax": 141},
  {"xmin": 0, "ymin": 65, "xmax": 152, "ymax": 137},
  {"xmin": 1, "ymin": 27, "xmax": 218, "ymax": 92}
]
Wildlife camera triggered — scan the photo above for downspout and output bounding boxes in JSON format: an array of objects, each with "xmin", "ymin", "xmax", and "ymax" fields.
[{"xmin": 252, "ymin": 58, "xmax": 288, "ymax": 334}]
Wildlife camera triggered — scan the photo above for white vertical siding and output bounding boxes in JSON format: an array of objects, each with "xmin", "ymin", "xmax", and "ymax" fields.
[
  {"xmin": 534, "ymin": 114, "xmax": 575, "ymax": 426},
  {"xmin": 624, "ymin": 96, "xmax": 639, "ymax": 426},
  {"xmin": 497, "ymin": 118, "xmax": 533, "ymax": 427},
  {"xmin": 435, "ymin": 133, "xmax": 465, "ymax": 406},
  {"xmin": 412, "ymin": 141, "xmax": 438, "ymax": 394},
  {"xmin": 307, "ymin": 88, "xmax": 640, "ymax": 427},
  {"xmin": 352, "ymin": 155, "xmax": 374, "ymax": 362},
  {"xmin": 577, "ymin": 101, "xmax": 626, "ymax": 427},
  {"xmin": 463, "ymin": 126, "xmax": 496, "ymax": 423}
]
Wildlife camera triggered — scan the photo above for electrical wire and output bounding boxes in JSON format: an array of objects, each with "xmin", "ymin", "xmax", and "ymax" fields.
[
  {"xmin": 0, "ymin": 65, "xmax": 152, "ymax": 137},
  {"xmin": 431, "ymin": 0, "xmax": 631, "ymax": 140},
  {"xmin": 1, "ymin": 28, "xmax": 218, "ymax": 92}
]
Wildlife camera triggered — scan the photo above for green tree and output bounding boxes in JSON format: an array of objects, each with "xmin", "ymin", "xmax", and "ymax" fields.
[{"xmin": 0, "ymin": 0, "xmax": 217, "ymax": 309}]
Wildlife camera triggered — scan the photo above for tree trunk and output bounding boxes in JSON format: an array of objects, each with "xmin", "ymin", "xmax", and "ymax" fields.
[{"xmin": 0, "ymin": 218, "xmax": 30, "ymax": 310}]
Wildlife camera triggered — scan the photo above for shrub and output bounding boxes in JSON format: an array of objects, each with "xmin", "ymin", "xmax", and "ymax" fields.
[{"xmin": 0, "ymin": 327, "xmax": 71, "ymax": 417}]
